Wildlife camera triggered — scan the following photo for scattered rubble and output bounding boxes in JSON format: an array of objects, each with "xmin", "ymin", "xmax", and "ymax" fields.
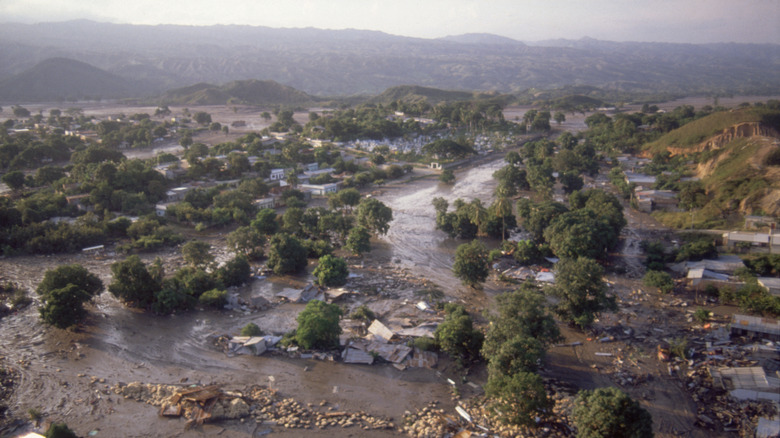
[{"xmin": 113, "ymin": 382, "xmax": 395, "ymax": 432}]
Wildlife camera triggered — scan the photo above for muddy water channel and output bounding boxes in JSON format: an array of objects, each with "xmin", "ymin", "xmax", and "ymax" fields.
[
  {"xmin": 0, "ymin": 159, "xmax": 509, "ymax": 437},
  {"xmin": 377, "ymin": 158, "xmax": 506, "ymax": 297}
]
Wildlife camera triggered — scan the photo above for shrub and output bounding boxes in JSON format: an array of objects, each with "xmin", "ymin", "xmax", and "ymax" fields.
[
  {"xmin": 694, "ymin": 308, "xmax": 710, "ymax": 324},
  {"xmin": 411, "ymin": 337, "xmax": 437, "ymax": 351},
  {"xmin": 349, "ymin": 305, "xmax": 375, "ymax": 322},
  {"xmin": 199, "ymin": 288, "xmax": 227, "ymax": 308},
  {"xmin": 241, "ymin": 322, "xmax": 263, "ymax": 337},
  {"xmin": 642, "ymin": 270, "xmax": 674, "ymax": 294}
]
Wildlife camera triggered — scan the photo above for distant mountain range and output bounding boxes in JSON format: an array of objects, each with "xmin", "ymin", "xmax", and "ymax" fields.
[{"xmin": 0, "ymin": 20, "xmax": 778, "ymax": 101}]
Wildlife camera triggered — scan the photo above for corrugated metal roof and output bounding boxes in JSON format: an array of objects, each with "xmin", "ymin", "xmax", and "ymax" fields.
[
  {"xmin": 710, "ymin": 366, "xmax": 768, "ymax": 390},
  {"xmin": 365, "ymin": 342, "xmax": 412, "ymax": 363},
  {"xmin": 367, "ymin": 319, "xmax": 394, "ymax": 342},
  {"xmin": 342, "ymin": 347, "xmax": 374, "ymax": 364},
  {"xmin": 732, "ymin": 314, "xmax": 780, "ymax": 336}
]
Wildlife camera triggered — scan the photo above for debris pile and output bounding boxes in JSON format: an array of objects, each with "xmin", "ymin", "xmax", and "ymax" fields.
[
  {"xmin": 401, "ymin": 385, "xmax": 577, "ymax": 438},
  {"xmin": 113, "ymin": 383, "xmax": 250, "ymax": 427},
  {"xmin": 682, "ymin": 351, "xmax": 779, "ymax": 435},
  {"xmin": 113, "ymin": 382, "xmax": 394, "ymax": 432},
  {"xmin": 401, "ymin": 402, "xmax": 461, "ymax": 438}
]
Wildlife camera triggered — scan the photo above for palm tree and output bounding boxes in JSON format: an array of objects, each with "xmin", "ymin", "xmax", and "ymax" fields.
[
  {"xmin": 468, "ymin": 199, "xmax": 488, "ymax": 235},
  {"xmin": 492, "ymin": 197, "xmax": 514, "ymax": 242}
]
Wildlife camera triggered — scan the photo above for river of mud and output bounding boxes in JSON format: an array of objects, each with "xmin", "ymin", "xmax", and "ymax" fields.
[
  {"xmin": 0, "ymin": 157, "xmax": 511, "ymax": 437},
  {"xmin": 377, "ymin": 159, "xmax": 506, "ymax": 298}
]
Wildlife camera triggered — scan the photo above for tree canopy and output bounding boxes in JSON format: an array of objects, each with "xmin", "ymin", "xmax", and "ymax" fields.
[
  {"xmin": 295, "ymin": 300, "xmax": 342, "ymax": 350},
  {"xmin": 484, "ymin": 371, "xmax": 553, "ymax": 427},
  {"xmin": 313, "ymin": 254, "xmax": 349, "ymax": 287},
  {"xmin": 356, "ymin": 198, "xmax": 393, "ymax": 235},
  {"xmin": 39, "ymin": 283, "xmax": 92, "ymax": 329},
  {"xmin": 434, "ymin": 303, "xmax": 483, "ymax": 367},
  {"xmin": 452, "ymin": 240, "xmax": 490, "ymax": 287},
  {"xmin": 266, "ymin": 233, "xmax": 308, "ymax": 275},
  {"xmin": 549, "ymin": 257, "xmax": 616, "ymax": 329},
  {"xmin": 573, "ymin": 387, "xmax": 654, "ymax": 438},
  {"xmin": 109, "ymin": 255, "xmax": 162, "ymax": 308},
  {"xmin": 37, "ymin": 264, "xmax": 103, "ymax": 300}
]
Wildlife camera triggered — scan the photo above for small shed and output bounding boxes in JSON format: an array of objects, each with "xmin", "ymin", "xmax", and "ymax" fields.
[{"xmin": 731, "ymin": 314, "xmax": 780, "ymax": 341}]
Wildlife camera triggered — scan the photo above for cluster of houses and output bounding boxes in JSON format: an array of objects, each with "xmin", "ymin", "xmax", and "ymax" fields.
[{"xmin": 155, "ymin": 161, "xmax": 341, "ymax": 217}]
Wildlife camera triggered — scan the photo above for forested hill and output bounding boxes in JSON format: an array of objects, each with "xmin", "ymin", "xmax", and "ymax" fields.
[{"xmin": 0, "ymin": 20, "xmax": 778, "ymax": 98}]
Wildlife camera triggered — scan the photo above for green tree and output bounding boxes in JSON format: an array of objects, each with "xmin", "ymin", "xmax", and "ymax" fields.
[
  {"xmin": 439, "ymin": 169, "xmax": 455, "ymax": 184},
  {"xmin": 182, "ymin": 240, "xmax": 214, "ymax": 269},
  {"xmin": 295, "ymin": 300, "xmax": 342, "ymax": 350},
  {"xmin": 544, "ymin": 209, "xmax": 616, "ymax": 260},
  {"xmin": 642, "ymin": 270, "xmax": 674, "ymax": 294},
  {"xmin": 345, "ymin": 226, "xmax": 372, "ymax": 255},
  {"xmin": 554, "ymin": 111, "xmax": 566, "ymax": 125},
  {"xmin": 520, "ymin": 200, "xmax": 568, "ymax": 241},
  {"xmin": 216, "ymin": 255, "xmax": 251, "ymax": 287},
  {"xmin": 313, "ymin": 254, "xmax": 349, "ymax": 287},
  {"xmin": 558, "ymin": 131, "xmax": 577, "ymax": 150},
  {"xmin": 37, "ymin": 264, "xmax": 103, "ymax": 300},
  {"xmin": 199, "ymin": 288, "xmax": 227, "ymax": 308},
  {"xmin": 356, "ymin": 198, "xmax": 393, "ymax": 235},
  {"xmin": 484, "ymin": 371, "xmax": 552, "ymax": 427},
  {"xmin": 482, "ymin": 287, "xmax": 561, "ymax": 374},
  {"xmin": 12, "ymin": 105, "xmax": 30, "ymax": 118},
  {"xmin": 549, "ymin": 257, "xmax": 616, "ymax": 329},
  {"xmin": 226, "ymin": 226, "xmax": 265, "ymax": 260},
  {"xmin": 241, "ymin": 322, "xmax": 263, "ymax": 336},
  {"xmin": 2, "ymin": 170, "xmax": 25, "ymax": 191},
  {"xmin": 434, "ymin": 303, "xmax": 483, "ymax": 366},
  {"xmin": 179, "ymin": 131, "xmax": 193, "ymax": 149},
  {"xmin": 44, "ymin": 422, "xmax": 78, "ymax": 438},
  {"xmin": 251, "ymin": 208, "xmax": 279, "ymax": 235},
  {"xmin": 193, "ymin": 111, "xmax": 212, "ymax": 126},
  {"xmin": 109, "ymin": 255, "xmax": 161, "ymax": 308},
  {"xmin": 572, "ymin": 387, "xmax": 653, "ymax": 438},
  {"xmin": 491, "ymin": 197, "xmax": 514, "ymax": 241},
  {"xmin": 39, "ymin": 284, "xmax": 91, "ymax": 329},
  {"xmin": 560, "ymin": 172, "xmax": 584, "ymax": 194},
  {"xmin": 452, "ymin": 240, "xmax": 490, "ymax": 287},
  {"xmin": 336, "ymin": 188, "xmax": 361, "ymax": 209},
  {"xmin": 266, "ymin": 233, "xmax": 308, "ymax": 274},
  {"xmin": 505, "ymin": 150, "xmax": 522, "ymax": 166}
]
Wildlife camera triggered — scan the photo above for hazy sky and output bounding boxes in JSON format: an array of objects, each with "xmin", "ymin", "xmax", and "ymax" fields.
[{"xmin": 1, "ymin": 0, "xmax": 778, "ymax": 44}]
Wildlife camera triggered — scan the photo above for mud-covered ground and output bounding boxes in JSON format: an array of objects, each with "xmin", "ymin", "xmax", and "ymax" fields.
[{"xmin": 2, "ymin": 100, "xmax": 773, "ymax": 437}]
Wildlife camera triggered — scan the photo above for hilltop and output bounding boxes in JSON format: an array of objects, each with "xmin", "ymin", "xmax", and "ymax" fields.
[
  {"xmin": 645, "ymin": 107, "xmax": 780, "ymax": 221},
  {"xmin": 368, "ymin": 85, "xmax": 503, "ymax": 105},
  {"xmin": 0, "ymin": 57, "xmax": 142, "ymax": 102},
  {"xmin": 158, "ymin": 79, "xmax": 316, "ymax": 106}
]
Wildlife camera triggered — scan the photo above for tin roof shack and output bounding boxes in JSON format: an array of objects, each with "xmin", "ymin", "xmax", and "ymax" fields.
[
  {"xmin": 722, "ymin": 231, "xmax": 780, "ymax": 252},
  {"xmin": 634, "ymin": 189, "xmax": 678, "ymax": 213},
  {"xmin": 731, "ymin": 314, "xmax": 780, "ymax": 342},
  {"xmin": 276, "ymin": 284, "xmax": 323, "ymax": 303},
  {"xmin": 757, "ymin": 277, "xmax": 780, "ymax": 297}
]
